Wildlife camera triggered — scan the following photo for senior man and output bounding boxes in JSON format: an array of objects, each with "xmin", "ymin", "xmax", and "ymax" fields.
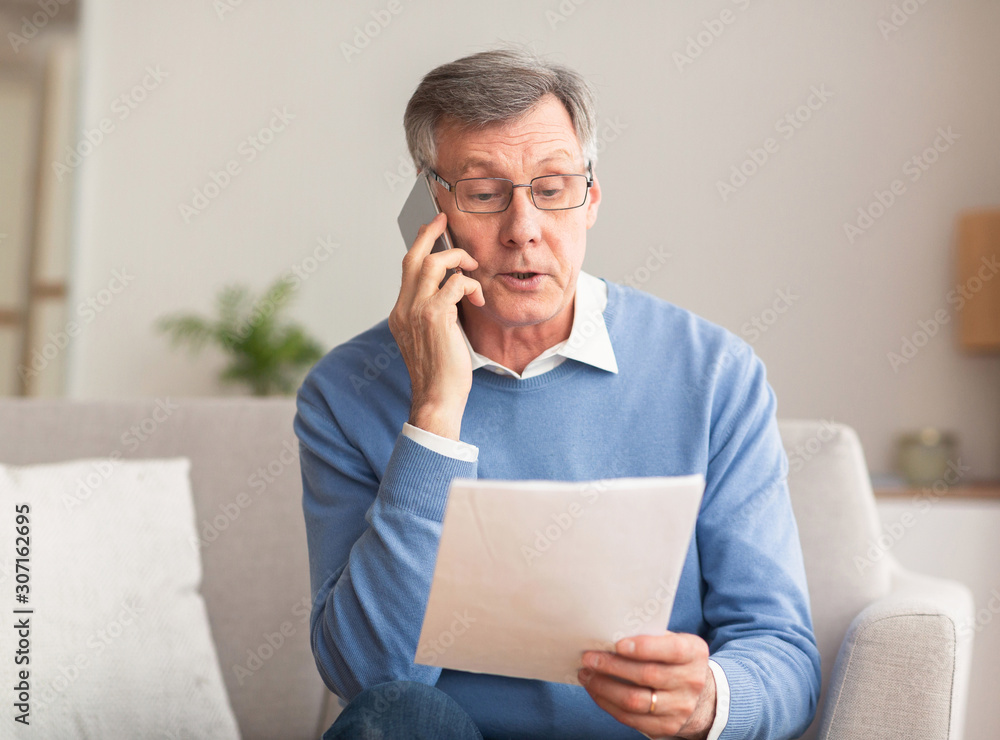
[{"xmin": 294, "ymin": 48, "xmax": 820, "ymax": 740}]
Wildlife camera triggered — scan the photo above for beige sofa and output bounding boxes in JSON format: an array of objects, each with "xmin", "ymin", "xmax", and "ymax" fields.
[{"xmin": 0, "ymin": 399, "xmax": 974, "ymax": 739}]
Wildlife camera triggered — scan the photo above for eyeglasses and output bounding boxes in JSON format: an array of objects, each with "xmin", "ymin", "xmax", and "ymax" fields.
[{"xmin": 425, "ymin": 163, "xmax": 593, "ymax": 213}]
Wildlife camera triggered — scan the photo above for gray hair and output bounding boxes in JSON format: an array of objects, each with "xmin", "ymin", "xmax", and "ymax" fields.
[{"xmin": 403, "ymin": 47, "xmax": 599, "ymax": 174}]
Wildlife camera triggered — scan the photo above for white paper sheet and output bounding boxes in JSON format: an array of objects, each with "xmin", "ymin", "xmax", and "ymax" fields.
[{"xmin": 415, "ymin": 474, "xmax": 705, "ymax": 686}]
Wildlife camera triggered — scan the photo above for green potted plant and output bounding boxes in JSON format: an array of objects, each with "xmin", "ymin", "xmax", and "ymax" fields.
[{"xmin": 156, "ymin": 276, "xmax": 324, "ymax": 396}]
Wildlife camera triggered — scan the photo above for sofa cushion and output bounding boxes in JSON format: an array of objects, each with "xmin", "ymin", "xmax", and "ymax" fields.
[{"xmin": 0, "ymin": 457, "xmax": 240, "ymax": 739}]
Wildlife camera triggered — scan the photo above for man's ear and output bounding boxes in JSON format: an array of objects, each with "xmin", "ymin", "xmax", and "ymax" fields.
[{"xmin": 585, "ymin": 171, "xmax": 601, "ymax": 229}]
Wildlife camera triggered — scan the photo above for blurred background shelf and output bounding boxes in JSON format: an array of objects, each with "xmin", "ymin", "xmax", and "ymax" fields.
[{"xmin": 874, "ymin": 482, "xmax": 1000, "ymax": 500}]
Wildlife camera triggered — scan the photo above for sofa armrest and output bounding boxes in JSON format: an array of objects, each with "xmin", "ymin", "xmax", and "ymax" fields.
[{"xmin": 817, "ymin": 560, "xmax": 975, "ymax": 740}]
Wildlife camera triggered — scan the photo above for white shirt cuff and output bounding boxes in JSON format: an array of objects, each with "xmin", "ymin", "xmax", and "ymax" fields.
[
  {"xmin": 643, "ymin": 658, "xmax": 729, "ymax": 740},
  {"xmin": 401, "ymin": 422, "xmax": 479, "ymax": 462},
  {"xmin": 705, "ymin": 659, "xmax": 730, "ymax": 740}
]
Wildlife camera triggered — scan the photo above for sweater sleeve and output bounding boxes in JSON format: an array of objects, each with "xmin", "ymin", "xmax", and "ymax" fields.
[
  {"xmin": 293, "ymin": 379, "xmax": 478, "ymax": 701},
  {"xmin": 697, "ymin": 338, "xmax": 821, "ymax": 740}
]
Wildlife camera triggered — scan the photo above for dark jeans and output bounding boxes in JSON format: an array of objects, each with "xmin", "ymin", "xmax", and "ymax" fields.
[{"xmin": 322, "ymin": 680, "xmax": 484, "ymax": 740}]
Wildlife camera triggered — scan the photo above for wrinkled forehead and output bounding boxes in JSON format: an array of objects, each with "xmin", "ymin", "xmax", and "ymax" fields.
[
  {"xmin": 448, "ymin": 150, "xmax": 582, "ymax": 179},
  {"xmin": 433, "ymin": 96, "xmax": 585, "ymax": 176}
]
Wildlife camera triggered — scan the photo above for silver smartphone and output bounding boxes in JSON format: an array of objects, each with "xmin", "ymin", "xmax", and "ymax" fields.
[{"xmin": 398, "ymin": 173, "xmax": 458, "ymax": 288}]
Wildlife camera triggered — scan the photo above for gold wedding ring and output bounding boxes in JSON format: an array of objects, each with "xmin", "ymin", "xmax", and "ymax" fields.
[{"xmin": 648, "ymin": 689, "xmax": 658, "ymax": 714}]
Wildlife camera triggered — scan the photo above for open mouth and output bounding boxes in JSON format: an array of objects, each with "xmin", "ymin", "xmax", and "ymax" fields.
[{"xmin": 499, "ymin": 272, "xmax": 544, "ymax": 290}]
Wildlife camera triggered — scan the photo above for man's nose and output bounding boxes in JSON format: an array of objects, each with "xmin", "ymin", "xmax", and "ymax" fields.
[{"xmin": 499, "ymin": 186, "xmax": 542, "ymax": 245}]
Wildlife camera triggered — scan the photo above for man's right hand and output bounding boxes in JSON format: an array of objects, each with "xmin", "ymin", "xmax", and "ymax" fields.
[{"xmin": 388, "ymin": 212, "xmax": 485, "ymax": 442}]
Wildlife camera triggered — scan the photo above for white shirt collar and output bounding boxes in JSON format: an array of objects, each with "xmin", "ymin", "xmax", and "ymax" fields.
[{"xmin": 458, "ymin": 269, "xmax": 618, "ymax": 380}]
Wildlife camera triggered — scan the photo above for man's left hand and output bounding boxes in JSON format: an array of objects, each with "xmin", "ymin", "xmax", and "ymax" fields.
[{"xmin": 578, "ymin": 631, "xmax": 716, "ymax": 740}]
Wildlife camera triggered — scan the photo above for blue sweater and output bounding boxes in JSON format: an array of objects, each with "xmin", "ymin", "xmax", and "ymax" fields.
[{"xmin": 294, "ymin": 278, "xmax": 820, "ymax": 740}]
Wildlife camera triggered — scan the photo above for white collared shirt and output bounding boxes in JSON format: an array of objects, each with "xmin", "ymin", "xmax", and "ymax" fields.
[{"xmin": 459, "ymin": 269, "xmax": 618, "ymax": 381}]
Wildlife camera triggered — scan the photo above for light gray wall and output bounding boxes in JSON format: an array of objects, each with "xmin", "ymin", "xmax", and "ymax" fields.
[{"xmin": 65, "ymin": 0, "xmax": 1000, "ymax": 479}]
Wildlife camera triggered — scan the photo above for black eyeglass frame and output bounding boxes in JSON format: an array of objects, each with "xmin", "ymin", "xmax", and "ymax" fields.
[{"xmin": 424, "ymin": 162, "xmax": 594, "ymax": 213}]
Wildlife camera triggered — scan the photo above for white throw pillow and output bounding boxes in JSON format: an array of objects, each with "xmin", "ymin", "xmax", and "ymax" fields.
[{"xmin": 0, "ymin": 457, "xmax": 241, "ymax": 739}]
